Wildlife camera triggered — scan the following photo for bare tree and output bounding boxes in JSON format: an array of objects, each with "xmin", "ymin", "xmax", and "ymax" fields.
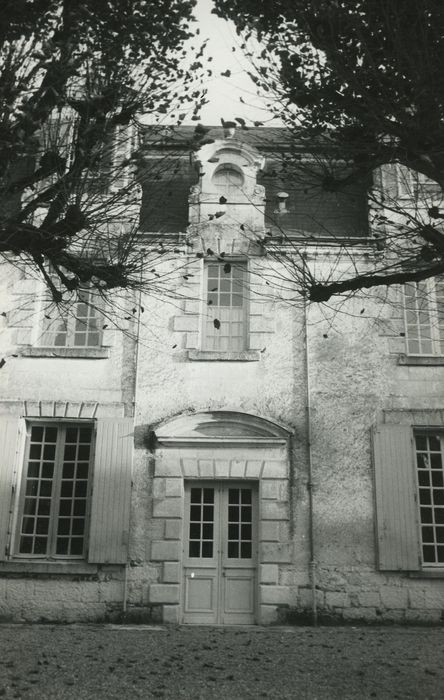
[
  {"xmin": 214, "ymin": 0, "xmax": 444, "ymax": 302},
  {"xmin": 0, "ymin": 0, "xmax": 207, "ymax": 302}
]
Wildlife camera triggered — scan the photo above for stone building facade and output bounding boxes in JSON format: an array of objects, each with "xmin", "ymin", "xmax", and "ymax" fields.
[{"xmin": 0, "ymin": 125, "xmax": 443, "ymax": 624}]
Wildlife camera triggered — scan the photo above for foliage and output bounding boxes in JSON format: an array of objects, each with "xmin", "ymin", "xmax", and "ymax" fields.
[
  {"xmin": 215, "ymin": 0, "xmax": 444, "ymax": 301},
  {"xmin": 0, "ymin": 0, "xmax": 206, "ymax": 300}
]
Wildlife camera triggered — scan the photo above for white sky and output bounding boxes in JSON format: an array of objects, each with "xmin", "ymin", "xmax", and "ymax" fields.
[{"xmin": 189, "ymin": 0, "xmax": 275, "ymax": 125}]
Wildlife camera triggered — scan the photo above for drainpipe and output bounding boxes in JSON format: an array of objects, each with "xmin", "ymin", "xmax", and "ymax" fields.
[
  {"xmin": 122, "ymin": 272, "xmax": 144, "ymax": 616},
  {"xmin": 304, "ymin": 298, "xmax": 318, "ymax": 626}
]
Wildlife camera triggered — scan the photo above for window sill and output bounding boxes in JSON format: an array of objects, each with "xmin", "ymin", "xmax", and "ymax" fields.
[
  {"xmin": 0, "ymin": 560, "xmax": 102, "ymax": 575},
  {"xmin": 398, "ymin": 354, "xmax": 444, "ymax": 366},
  {"xmin": 19, "ymin": 346, "xmax": 110, "ymax": 359},
  {"xmin": 187, "ymin": 349, "xmax": 261, "ymax": 362},
  {"xmin": 408, "ymin": 569, "xmax": 444, "ymax": 579}
]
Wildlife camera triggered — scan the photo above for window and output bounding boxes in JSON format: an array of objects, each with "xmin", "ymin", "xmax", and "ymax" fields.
[
  {"xmin": 16, "ymin": 423, "xmax": 93, "ymax": 558},
  {"xmin": 396, "ymin": 165, "xmax": 442, "ymax": 199},
  {"xmin": 40, "ymin": 287, "xmax": 102, "ymax": 348},
  {"xmin": 203, "ymin": 261, "xmax": 248, "ymax": 352},
  {"xmin": 373, "ymin": 422, "xmax": 444, "ymax": 572},
  {"xmin": 212, "ymin": 165, "xmax": 244, "ymax": 198},
  {"xmin": 415, "ymin": 432, "xmax": 444, "ymax": 566},
  {"xmin": 404, "ymin": 278, "xmax": 444, "ymax": 355}
]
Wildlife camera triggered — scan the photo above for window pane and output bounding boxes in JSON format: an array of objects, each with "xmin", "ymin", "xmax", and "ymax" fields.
[
  {"xmin": 189, "ymin": 522, "xmax": 200, "ymax": 539},
  {"xmin": 22, "ymin": 517, "xmax": 34, "ymax": 534},
  {"xmin": 19, "ymin": 536, "xmax": 33, "ymax": 553},
  {"xmin": 201, "ymin": 541, "xmax": 213, "ymax": 558},
  {"xmin": 240, "ymin": 542, "xmax": 252, "ymax": 558},
  {"xmin": 58, "ymin": 519, "xmax": 70, "ymax": 535},
  {"xmin": 189, "ymin": 540, "xmax": 200, "ymax": 557},
  {"xmin": 202, "ymin": 506, "xmax": 213, "ymax": 521},
  {"xmin": 228, "ymin": 489, "xmax": 239, "ymax": 504},
  {"xmin": 42, "ymin": 462, "xmax": 54, "ymax": 479},
  {"xmin": 31, "ymin": 426, "xmax": 44, "ymax": 442},
  {"xmin": 70, "ymin": 538, "xmax": 84, "ymax": 556},
  {"xmin": 72, "ymin": 519, "xmax": 85, "ymax": 536},
  {"xmin": 228, "ymin": 524, "xmax": 239, "ymax": 540},
  {"xmin": 202, "ymin": 523, "xmax": 213, "ymax": 540},
  {"xmin": 79, "ymin": 428, "xmax": 92, "ymax": 443},
  {"xmin": 36, "ymin": 518, "xmax": 49, "ymax": 535},
  {"xmin": 190, "ymin": 488, "xmax": 201, "ymax": 504},
  {"xmin": 228, "ymin": 541, "xmax": 238, "ymax": 558},
  {"xmin": 203, "ymin": 488, "xmax": 214, "ymax": 503}
]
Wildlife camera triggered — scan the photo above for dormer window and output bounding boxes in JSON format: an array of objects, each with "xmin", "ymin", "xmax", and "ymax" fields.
[{"xmin": 212, "ymin": 165, "xmax": 244, "ymax": 198}]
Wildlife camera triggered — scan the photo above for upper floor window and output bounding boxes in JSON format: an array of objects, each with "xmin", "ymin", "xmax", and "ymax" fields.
[
  {"xmin": 203, "ymin": 261, "xmax": 248, "ymax": 352},
  {"xmin": 17, "ymin": 423, "xmax": 93, "ymax": 558},
  {"xmin": 396, "ymin": 165, "xmax": 442, "ymax": 199},
  {"xmin": 212, "ymin": 165, "xmax": 244, "ymax": 198},
  {"xmin": 404, "ymin": 278, "xmax": 444, "ymax": 355},
  {"xmin": 40, "ymin": 287, "xmax": 102, "ymax": 348}
]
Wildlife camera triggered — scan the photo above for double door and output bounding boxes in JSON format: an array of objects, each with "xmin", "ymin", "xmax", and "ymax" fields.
[{"xmin": 182, "ymin": 482, "xmax": 257, "ymax": 624}]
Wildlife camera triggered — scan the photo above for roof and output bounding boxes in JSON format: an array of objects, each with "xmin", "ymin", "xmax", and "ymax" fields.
[{"xmin": 139, "ymin": 125, "xmax": 294, "ymax": 152}]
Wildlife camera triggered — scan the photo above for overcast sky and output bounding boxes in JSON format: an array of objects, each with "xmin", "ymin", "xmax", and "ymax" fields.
[{"xmin": 191, "ymin": 0, "xmax": 275, "ymax": 125}]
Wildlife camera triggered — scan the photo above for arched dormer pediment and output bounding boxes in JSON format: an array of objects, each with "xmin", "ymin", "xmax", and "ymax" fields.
[
  {"xmin": 193, "ymin": 140, "xmax": 264, "ymax": 202},
  {"xmin": 187, "ymin": 137, "xmax": 266, "ymax": 249},
  {"xmin": 155, "ymin": 410, "xmax": 291, "ymax": 447}
]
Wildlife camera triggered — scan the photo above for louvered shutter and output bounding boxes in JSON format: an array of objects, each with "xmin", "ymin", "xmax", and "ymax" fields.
[
  {"xmin": 88, "ymin": 417, "xmax": 133, "ymax": 564},
  {"xmin": 0, "ymin": 418, "xmax": 21, "ymax": 560},
  {"xmin": 372, "ymin": 424, "xmax": 421, "ymax": 570}
]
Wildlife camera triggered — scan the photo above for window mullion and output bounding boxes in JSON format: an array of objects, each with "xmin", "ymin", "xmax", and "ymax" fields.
[{"xmin": 48, "ymin": 426, "xmax": 65, "ymax": 557}]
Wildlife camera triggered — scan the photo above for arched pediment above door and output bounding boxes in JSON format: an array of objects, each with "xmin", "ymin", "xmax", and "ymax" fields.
[{"xmin": 155, "ymin": 410, "xmax": 291, "ymax": 447}]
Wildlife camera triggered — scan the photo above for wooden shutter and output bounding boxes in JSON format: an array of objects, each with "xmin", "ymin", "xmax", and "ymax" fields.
[
  {"xmin": 88, "ymin": 417, "xmax": 134, "ymax": 564},
  {"xmin": 0, "ymin": 418, "xmax": 21, "ymax": 560},
  {"xmin": 372, "ymin": 424, "xmax": 421, "ymax": 570}
]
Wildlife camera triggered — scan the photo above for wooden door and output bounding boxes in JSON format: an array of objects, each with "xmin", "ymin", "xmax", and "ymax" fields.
[{"xmin": 182, "ymin": 482, "xmax": 257, "ymax": 624}]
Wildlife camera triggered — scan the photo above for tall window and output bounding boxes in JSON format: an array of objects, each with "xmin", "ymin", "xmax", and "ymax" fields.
[
  {"xmin": 203, "ymin": 262, "xmax": 247, "ymax": 352},
  {"xmin": 404, "ymin": 278, "xmax": 444, "ymax": 355},
  {"xmin": 415, "ymin": 433, "xmax": 444, "ymax": 565},
  {"xmin": 17, "ymin": 423, "xmax": 93, "ymax": 558},
  {"xmin": 40, "ymin": 288, "xmax": 102, "ymax": 348}
]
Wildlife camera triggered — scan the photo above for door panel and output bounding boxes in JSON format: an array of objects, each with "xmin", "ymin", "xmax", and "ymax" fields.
[{"xmin": 183, "ymin": 482, "xmax": 257, "ymax": 625}]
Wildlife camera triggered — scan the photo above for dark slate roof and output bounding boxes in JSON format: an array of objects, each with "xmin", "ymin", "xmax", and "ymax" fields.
[{"xmin": 139, "ymin": 125, "xmax": 294, "ymax": 152}]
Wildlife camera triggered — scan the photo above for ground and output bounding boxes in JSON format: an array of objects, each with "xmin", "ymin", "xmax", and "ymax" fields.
[{"xmin": 0, "ymin": 624, "xmax": 443, "ymax": 699}]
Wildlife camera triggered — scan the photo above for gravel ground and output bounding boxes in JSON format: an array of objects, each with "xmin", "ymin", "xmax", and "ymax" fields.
[{"xmin": 0, "ymin": 624, "xmax": 443, "ymax": 699}]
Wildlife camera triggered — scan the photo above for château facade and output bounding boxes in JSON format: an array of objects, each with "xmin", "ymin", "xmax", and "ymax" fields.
[{"xmin": 1, "ymin": 124, "xmax": 443, "ymax": 625}]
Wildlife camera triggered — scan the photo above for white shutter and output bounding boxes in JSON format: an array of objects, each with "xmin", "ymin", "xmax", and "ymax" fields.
[
  {"xmin": 0, "ymin": 418, "xmax": 21, "ymax": 560},
  {"xmin": 88, "ymin": 417, "xmax": 133, "ymax": 564},
  {"xmin": 372, "ymin": 424, "xmax": 421, "ymax": 570}
]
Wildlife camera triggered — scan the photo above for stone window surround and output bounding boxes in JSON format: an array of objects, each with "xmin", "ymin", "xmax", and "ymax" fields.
[
  {"xmin": 8, "ymin": 277, "xmax": 113, "ymax": 358},
  {"xmin": 173, "ymin": 259, "xmax": 275, "ymax": 361}
]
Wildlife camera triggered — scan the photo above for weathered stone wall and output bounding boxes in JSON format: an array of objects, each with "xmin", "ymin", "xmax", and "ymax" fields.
[
  {"xmin": 1, "ymin": 250, "xmax": 444, "ymax": 624},
  {"xmin": 0, "ymin": 265, "xmax": 137, "ymax": 622}
]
